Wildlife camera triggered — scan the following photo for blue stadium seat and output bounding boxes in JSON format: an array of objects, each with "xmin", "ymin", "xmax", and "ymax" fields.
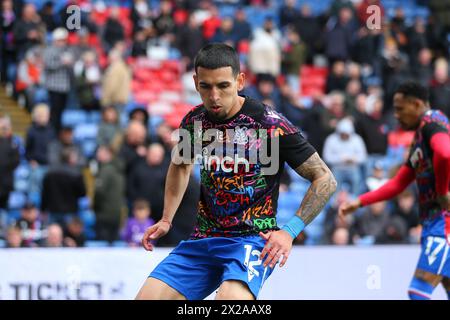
[
  {"xmin": 8, "ymin": 192, "xmax": 26, "ymax": 210},
  {"xmin": 62, "ymin": 110, "xmax": 88, "ymax": 128},
  {"xmin": 112, "ymin": 241, "xmax": 128, "ymax": 247},
  {"xmin": 7, "ymin": 210, "xmax": 21, "ymax": 224},
  {"xmin": 73, "ymin": 123, "xmax": 98, "ymax": 141},
  {"xmin": 14, "ymin": 164, "xmax": 31, "ymax": 193},
  {"xmin": 219, "ymin": 5, "xmax": 237, "ymax": 18},
  {"xmin": 79, "ymin": 209, "xmax": 96, "ymax": 228},
  {"xmin": 85, "ymin": 240, "xmax": 110, "ymax": 248},
  {"xmin": 88, "ymin": 111, "xmax": 102, "ymax": 124},
  {"xmin": 81, "ymin": 140, "xmax": 98, "ymax": 158},
  {"xmin": 78, "ymin": 197, "xmax": 90, "ymax": 211}
]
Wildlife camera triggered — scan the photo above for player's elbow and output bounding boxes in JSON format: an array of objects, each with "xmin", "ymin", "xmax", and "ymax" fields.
[{"xmin": 440, "ymin": 149, "xmax": 450, "ymax": 160}]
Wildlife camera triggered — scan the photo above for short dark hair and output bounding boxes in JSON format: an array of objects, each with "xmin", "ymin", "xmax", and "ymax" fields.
[
  {"xmin": 194, "ymin": 43, "xmax": 240, "ymax": 76},
  {"xmin": 395, "ymin": 81, "xmax": 429, "ymax": 102}
]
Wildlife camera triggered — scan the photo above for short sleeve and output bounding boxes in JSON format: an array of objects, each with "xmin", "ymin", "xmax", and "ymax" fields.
[
  {"xmin": 176, "ymin": 112, "xmax": 196, "ymax": 161},
  {"xmin": 422, "ymin": 122, "xmax": 449, "ymax": 143},
  {"xmin": 279, "ymin": 132, "xmax": 316, "ymax": 169}
]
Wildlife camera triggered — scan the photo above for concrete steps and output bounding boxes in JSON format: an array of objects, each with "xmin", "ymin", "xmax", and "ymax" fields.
[{"xmin": 0, "ymin": 86, "xmax": 32, "ymax": 138}]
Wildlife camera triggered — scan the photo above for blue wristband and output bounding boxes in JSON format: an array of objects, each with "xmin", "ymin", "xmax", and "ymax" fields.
[{"xmin": 281, "ymin": 215, "xmax": 306, "ymax": 240}]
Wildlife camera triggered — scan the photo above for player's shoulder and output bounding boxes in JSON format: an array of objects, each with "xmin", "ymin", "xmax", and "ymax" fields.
[
  {"xmin": 420, "ymin": 109, "xmax": 450, "ymax": 130},
  {"xmin": 243, "ymin": 96, "xmax": 300, "ymax": 135},
  {"xmin": 180, "ymin": 104, "xmax": 206, "ymax": 127}
]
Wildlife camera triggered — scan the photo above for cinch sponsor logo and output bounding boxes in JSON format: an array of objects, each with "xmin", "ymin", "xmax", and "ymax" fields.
[
  {"xmin": 172, "ymin": 121, "xmax": 280, "ymax": 175},
  {"xmin": 199, "ymin": 153, "xmax": 250, "ymax": 173}
]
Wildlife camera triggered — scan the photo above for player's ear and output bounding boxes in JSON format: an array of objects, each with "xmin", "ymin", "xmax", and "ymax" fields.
[
  {"xmin": 237, "ymin": 72, "xmax": 245, "ymax": 91},
  {"xmin": 193, "ymin": 73, "xmax": 199, "ymax": 92}
]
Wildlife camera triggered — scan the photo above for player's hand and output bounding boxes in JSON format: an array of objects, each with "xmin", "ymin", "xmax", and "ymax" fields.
[
  {"xmin": 141, "ymin": 220, "xmax": 171, "ymax": 251},
  {"xmin": 437, "ymin": 192, "xmax": 450, "ymax": 211},
  {"xmin": 259, "ymin": 230, "xmax": 293, "ymax": 269},
  {"xmin": 338, "ymin": 198, "xmax": 361, "ymax": 220}
]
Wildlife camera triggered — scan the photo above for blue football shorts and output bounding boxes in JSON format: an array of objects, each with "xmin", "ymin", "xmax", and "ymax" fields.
[
  {"xmin": 149, "ymin": 235, "xmax": 274, "ymax": 300},
  {"xmin": 416, "ymin": 235, "xmax": 450, "ymax": 278}
]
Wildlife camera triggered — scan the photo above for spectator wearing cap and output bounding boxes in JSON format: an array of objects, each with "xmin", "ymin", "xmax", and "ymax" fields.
[
  {"xmin": 323, "ymin": 118, "xmax": 367, "ymax": 195},
  {"xmin": 0, "ymin": 115, "xmax": 20, "ymax": 211},
  {"xmin": 43, "ymin": 27, "xmax": 75, "ymax": 133}
]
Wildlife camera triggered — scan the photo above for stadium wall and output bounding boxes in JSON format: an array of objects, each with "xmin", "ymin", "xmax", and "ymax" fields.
[{"xmin": 0, "ymin": 246, "xmax": 447, "ymax": 300}]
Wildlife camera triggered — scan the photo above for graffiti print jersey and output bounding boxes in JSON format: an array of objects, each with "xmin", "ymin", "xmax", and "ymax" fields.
[
  {"xmin": 406, "ymin": 110, "xmax": 450, "ymax": 239},
  {"xmin": 179, "ymin": 96, "xmax": 316, "ymax": 239}
]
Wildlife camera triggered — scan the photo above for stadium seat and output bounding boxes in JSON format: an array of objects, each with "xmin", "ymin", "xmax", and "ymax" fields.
[
  {"xmin": 62, "ymin": 110, "xmax": 88, "ymax": 127},
  {"xmin": 81, "ymin": 140, "xmax": 98, "ymax": 159},
  {"xmin": 112, "ymin": 241, "xmax": 128, "ymax": 247},
  {"xmin": 85, "ymin": 241, "xmax": 110, "ymax": 248},
  {"xmin": 73, "ymin": 123, "xmax": 98, "ymax": 141},
  {"xmin": 88, "ymin": 111, "xmax": 102, "ymax": 124},
  {"xmin": 8, "ymin": 192, "xmax": 26, "ymax": 210},
  {"xmin": 78, "ymin": 197, "xmax": 90, "ymax": 211},
  {"xmin": 14, "ymin": 164, "xmax": 31, "ymax": 193}
]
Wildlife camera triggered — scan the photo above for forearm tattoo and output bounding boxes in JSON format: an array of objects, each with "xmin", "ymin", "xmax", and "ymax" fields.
[{"xmin": 294, "ymin": 153, "xmax": 337, "ymax": 225}]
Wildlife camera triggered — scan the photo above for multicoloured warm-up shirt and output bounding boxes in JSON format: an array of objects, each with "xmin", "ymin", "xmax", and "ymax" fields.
[
  {"xmin": 178, "ymin": 96, "xmax": 316, "ymax": 239},
  {"xmin": 406, "ymin": 110, "xmax": 450, "ymax": 238}
]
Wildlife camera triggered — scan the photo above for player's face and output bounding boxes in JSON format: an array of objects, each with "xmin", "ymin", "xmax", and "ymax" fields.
[
  {"xmin": 194, "ymin": 66, "xmax": 245, "ymax": 120},
  {"xmin": 393, "ymin": 93, "xmax": 422, "ymax": 130}
]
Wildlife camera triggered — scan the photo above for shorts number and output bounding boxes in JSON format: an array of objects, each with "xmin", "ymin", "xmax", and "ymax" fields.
[
  {"xmin": 244, "ymin": 244, "xmax": 262, "ymax": 281},
  {"xmin": 424, "ymin": 236, "xmax": 446, "ymax": 265}
]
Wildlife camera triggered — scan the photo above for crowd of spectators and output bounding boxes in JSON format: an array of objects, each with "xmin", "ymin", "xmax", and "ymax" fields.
[{"xmin": 1, "ymin": 0, "xmax": 450, "ymax": 248}]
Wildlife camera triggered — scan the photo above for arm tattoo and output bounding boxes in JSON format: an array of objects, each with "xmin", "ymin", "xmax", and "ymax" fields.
[{"xmin": 294, "ymin": 153, "xmax": 337, "ymax": 225}]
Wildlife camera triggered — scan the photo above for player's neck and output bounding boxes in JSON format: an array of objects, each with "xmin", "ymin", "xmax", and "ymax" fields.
[{"xmin": 224, "ymin": 96, "xmax": 245, "ymax": 120}]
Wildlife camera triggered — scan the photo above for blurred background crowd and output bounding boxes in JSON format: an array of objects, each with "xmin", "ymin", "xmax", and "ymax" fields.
[{"xmin": 1, "ymin": 0, "xmax": 449, "ymax": 248}]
